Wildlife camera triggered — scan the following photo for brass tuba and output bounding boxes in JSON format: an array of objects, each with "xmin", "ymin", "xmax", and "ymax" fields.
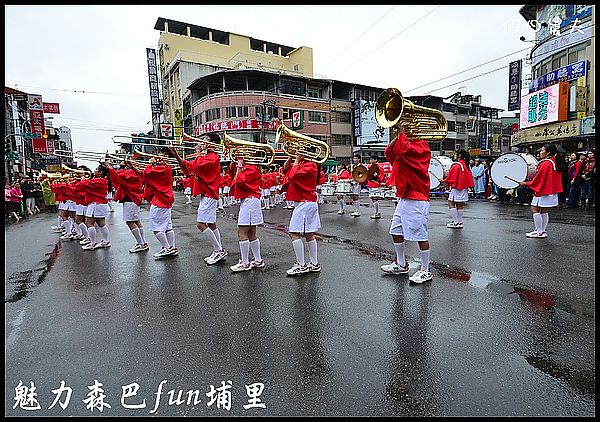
[
  {"xmin": 222, "ymin": 132, "xmax": 275, "ymax": 166},
  {"xmin": 275, "ymin": 121, "xmax": 330, "ymax": 164},
  {"xmin": 375, "ymin": 88, "xmax": 447, "ymax": 141}
]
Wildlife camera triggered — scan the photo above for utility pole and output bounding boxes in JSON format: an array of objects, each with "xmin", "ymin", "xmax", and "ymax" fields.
[{"xmin": 260, "ymin": 99, "xmax": 276, "ymax": 143}]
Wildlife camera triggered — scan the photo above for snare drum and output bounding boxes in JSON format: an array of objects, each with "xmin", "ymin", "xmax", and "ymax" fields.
[
  {"xmin": 369, "ymin": 188, "xmax": 384, "ymax": 200},
  {"xmin": 491, "ymin": 152, "xmax": 538, "ymax": 189},
  {"xmin": 429, "ymin": 156, "xmax": 454, "ymax": 189},
  {"xmin": 321, "ymin": 183, "xmax": 336, "ymax": 196},
  {"xmin": 383, "ymin": 186, "xmax": 397, "ymax": 199},
  {"xmin": 335, "ymin": 179, "xmax": 353, "ymax": 194}
]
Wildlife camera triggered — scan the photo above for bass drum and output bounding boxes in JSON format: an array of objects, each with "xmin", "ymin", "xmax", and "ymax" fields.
[
  {"xmin": 491, "ymin": 153, "xmax": 538, "ymax": 189},
  {"xmin": 429, "ymin": 156, "xmax": 454, "ymax": 189}
]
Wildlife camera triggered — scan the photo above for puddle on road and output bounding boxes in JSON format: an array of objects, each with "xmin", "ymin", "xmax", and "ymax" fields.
[
  {"xmin": 525, "ymin": 355, "xmax": 596, "ymax": 398},
  {"xmin": 5, "ymin": 241, "xmax": 62, "ymax": 303}
]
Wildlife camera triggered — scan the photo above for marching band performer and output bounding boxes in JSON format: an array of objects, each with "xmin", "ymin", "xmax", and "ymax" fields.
[
  {"xmin": 71, "ymin": 171, "xmax": 92, "ymax": 244},
  {"xmin": 126, "ymin": 148, "xmax": 177, "ymax": 258},
  {"xmin": 169, "ymin": 134, "xmax": 227, "ymax": 265},
  {"xmin": 443, "ymin": 149, "xmax": 474, "ymax": 229},
  {"xmin": 380, "ymin": 124, "xmax": 434, "ymax": 283},
  {"xmin": 519, "ymin": 143, "xmax": 565, "ymax": 238},
  {"xmin": 104, "ymin": 161, "xmax": 149, "ymax": 253},
  {"xmin": 316, "ymin": 166, "xmax": 327, "ymax": 205},
  {"xmin": 59, "ymin": 178, "xmax": 79, "ymax": 240},
  {"xmin": 229, "ymin": 157, "xmax": 265, "ymax": 272},
  {"xmin": 334, "ymin": 162, "xmax": 351, "ymax": 215},
  {"xmin": 367, "ymin": 155, "xmax": 383, "ymax": 219},
  {"xmin": 80, "ymin": 165, "xmax": 112, "ymax": 250},
  {"xmin": 349, "ymin": 154, "xmax": 363, "ymax": 217},
  {"xmin": 283, "ymin": 154, "xmax": 322, "ymax": 276},
  {"xmin": 50, "ymin": 180, "xmax": 68, "ymax": 233},
  {"xmin": 183, "ymin": 175, "xmax": 193, "ymax": 205}
]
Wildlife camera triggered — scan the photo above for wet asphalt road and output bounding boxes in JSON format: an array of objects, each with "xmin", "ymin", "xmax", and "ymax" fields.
[{"xmin": 4, "ymin": 193, "xmax": 595, "ymax": 416}]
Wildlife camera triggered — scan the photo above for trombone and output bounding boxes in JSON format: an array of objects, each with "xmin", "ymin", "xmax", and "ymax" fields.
[
  {"xmin": 181, "ymin": 132, "xmax": 226, "ymax": 154},
  {"xmin": 275, "ymin": 121, "xmax": 330, "ymax": 164},
  {"xmin": 112, "ymin": 135, "xmax": 198, "ymax": 152}
]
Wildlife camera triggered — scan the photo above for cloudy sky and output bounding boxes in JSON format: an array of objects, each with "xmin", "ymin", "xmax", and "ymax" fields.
[{"xmin": 6, "ymin": 4, "xmax": 533, "ymax": 168}]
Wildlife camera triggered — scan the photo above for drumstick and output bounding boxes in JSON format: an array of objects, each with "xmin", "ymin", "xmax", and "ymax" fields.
[
  {"xmin": 504, "ymin": 175, "xmax": 520, "ymax": 183},
  {"xmin": 429, "ymin": 171, "xmax": 441, "ymax": 181}
]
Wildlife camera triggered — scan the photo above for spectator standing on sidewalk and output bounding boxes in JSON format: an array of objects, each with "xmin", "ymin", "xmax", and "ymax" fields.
[
  {"xmin": 579, "ymin": 149, "xmax": 595, "ymax": 210},
  {"xmin": 21, "ymin": 178, "xmax": 36, "ymax": 216},
  {"xmin": 472, "ymin": 159, "xmax": 486, "ymax": 199},
  {"xmin": 8, "ymin": 180, "xmax": 23, "ymax": 222}
]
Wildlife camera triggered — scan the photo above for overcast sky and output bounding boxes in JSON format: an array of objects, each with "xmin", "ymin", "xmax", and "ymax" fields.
[{"xmin": 5, "ymin": 4, "xmax": 533, "ymax": 168}]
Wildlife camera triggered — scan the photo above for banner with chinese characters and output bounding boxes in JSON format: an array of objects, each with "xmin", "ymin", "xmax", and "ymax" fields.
[
  {"xmin": 27, "ymin": 94, "xmax": 45, "ymax": 136},
  {"xmin": 32, "ymin": 137, "xmax": 47, "ymax": 153},
  {"xmin": 356, "ymin": 99, "xmax": 389, "ymax": 146},
  {"xmin": 529, "ymin": 60, "xmax": 587, "ymax": 93},
  {"xmin": 195, "ymin": 119, "xmax": 279, "ymax": 136},
  {"xmin": 42, "ymin": 102, "xmax": 60, "ymax": 114},
  {"xmin": 352, "ymin": 98, "xmax": 361, "ymax": 137},
  {"xmin": 146, "ymin": 48, "xmax": 161, "ymax": 115},
  {"xmin": 508, "ymin": 60, "xmax": 522, "ymax": 111},
  {"xmin": 520, "ymin": 82, "xmax": 568, "ymax": 129},
  {"xmin": 512, "ymin": 119, "xmax": 580, "ymax": 146}
]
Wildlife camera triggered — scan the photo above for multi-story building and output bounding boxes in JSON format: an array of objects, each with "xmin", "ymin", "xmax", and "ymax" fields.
[
  {"xmin": 513, "ymin": 4, "xmax": 595, "ymax": 152},
  {"xmin": 4, "ymin": 87, "xmax": 31, "ymax": 182}
]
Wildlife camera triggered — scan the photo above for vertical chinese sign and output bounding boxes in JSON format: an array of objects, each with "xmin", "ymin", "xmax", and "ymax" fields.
[
  {"xmin": 508, "ymin": 59, "xmax": 522, "ymax": 112},
  {"xmin": 147, "ymin": 48, "xmax": 161, "ymax": 116},
  {"xmin": 28, "ymin": 94, "xmax": 46, "ymax": 153}
]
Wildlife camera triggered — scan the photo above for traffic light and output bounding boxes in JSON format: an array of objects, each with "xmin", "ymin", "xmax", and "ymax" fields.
[{"xmin": 5, "ymin": 142, "xmax": 11, "ymax": 154}]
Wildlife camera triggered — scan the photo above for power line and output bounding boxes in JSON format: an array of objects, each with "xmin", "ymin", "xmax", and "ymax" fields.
[
  {"xmin": 336, "ymin": 6, "xmax": 441, "ymax": 76},
  {"xmin": 317, "ymin": 6, "xmax": 397, "ymax": 73},
  {"xmin": 5, "ymin": 83, "xmax": 145, "ymax": 97}
]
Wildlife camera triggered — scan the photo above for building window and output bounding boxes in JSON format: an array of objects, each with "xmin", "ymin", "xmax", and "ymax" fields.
[
  {"xmin": 205, "ymin": 108, "xmax": 221, "ymax": 122},
  {"xmin": 237, "ymin": 106, "xmax": 249, "ymax": 117},
  {"xmin": 307, "ymin": 86, "xmax": 323, "ymax": 99},
  {"xmin": 195, "ymin": 113, "xmax": 203, "ymax": 126},
  {"xmin": 308, "ymin": 111, "xmax": 327, "ymax": 123},
  {"xmin": 331, "ymin": 134, "xmax": 351, "ymax": 145},
  {"xmin": 331, "ymin": 111, "xmax": 351, "ymax": 123},
  {"xmin": 447, "ymin": 121, "xmax": 456, "ymax": 132},
  {"xmin": 456, "ymin": 122, "xmax": 466, "ymax": 134},
  {"xmin": 282, "ymin": 108, "xmax": 298, "ymax": 119},
  {"xmin": 226, "ymin": 106, "xmax": 237, "ymax": 118}
]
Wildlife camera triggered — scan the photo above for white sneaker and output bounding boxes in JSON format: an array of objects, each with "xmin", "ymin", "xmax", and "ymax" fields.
[
  {"xmin": 286, "ymin": 262, "xmax": 309, "ymax": 276},
  {"xmin": 307, "ymin": 263, "xmax": 321, "ymax": 273},
  {"xmin": 204, "ymin": 250, "xmax": 219, "ymax": 262},
  {"xmin": 409, "ymin": 269, "xmax": 433, "ymax": 283},
  {"xmin": 52, "ymin": 227, "xmax": 65, "ymax": 233},
  {"xmin": 60, "ymin": 233, "xmax": 73, "ymax": 240},
  {"xmin": 447, "ymin": 222, "xmax": 459, "ymax": 228},
  {"xmin": 350, "ymin": 211, "xmax": 360, "ymax": 217},
  {"xmin": 538, "ymin": 232, "xmax": 548, "ymax": 238},
  {"xmin": 337, "ymin": 209, "xmax": 345, "ymax": 215},
  {"xmin": 97, "ymin": 240, "xmax": 111, "ymax": 248},
  {"xmin": 129, "ymin": 243, "xmax": 149, "ymax": 253},
  {"xmin": 525, "ymin": 231, "xmax": 542, "ymax": 238},
  {"xmin": 79, "ymin": 238, "xmax": 91, "ymax": 245},
  {"xmin": 250, "ymin": 259, "xmax": 265, "ymax": 268},
  {"xmin": 167, "ymin": 247, "xmax": 179, "ymax": 256},
  {"xmin": 230, "ymin": 260, "xmax": 252, "ymax": 272},
  {"xmin": 381, "ymin": 262, "xmax": 410, "ymax": 275},
  {"xmin": 206, "ymin": 249, "xmax": 228, "ymax": 265},
  {"xmin": 153, "ymin": 248, "xmax": 170, "ymax": 259},
  {"xmin": 82, "ymin": 243, "xmax": 97, "ymax": 251},
  {"xmin": 370, "ymin": 213, "xmax": 381, "ymax": 219}
]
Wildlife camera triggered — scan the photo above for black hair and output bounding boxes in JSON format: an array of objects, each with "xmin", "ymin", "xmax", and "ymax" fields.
[
  {"xmin": 207, "ymin": 133, "xmax": 221, "ymax": 144},
  {"xmin": 370, "ymin": 155, "xmax": 378, "ymax": 161},
  {"xmin": 542, "ymin": 143, "xmax": 566, "ymax": 172},
  {"xmin": 158, "ymin": 146, "xmax": 172, "ymax": 157},
  {"xmin": 338, "ymin": 162, "xmax": 346, "ymax": 169},
  {"xmin": 457, "ymin": 149, "xmax": 471, "ymax": 168},
  {"xmin": 353, "ymin": 154, "xmax": 361, "ymax": 160},
  {"xmin": 96, "ymin": 164, "xmax": 113, "ymax": 191}
]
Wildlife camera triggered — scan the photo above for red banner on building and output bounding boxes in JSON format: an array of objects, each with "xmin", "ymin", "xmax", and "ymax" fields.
[
  {"xmin": 29, "ymin": 110, "xmax": 45, "ymax": 136},
  {"xmin": 32, "ymin": 138, "xmax": 47, "ymax": 153},
  {"xmin": 43, "ymin": 102, "xmax": 60, "ymax": 114},
  {"xmin": 195, "ymin": 119, "xmax": 279, "ymax": 136}
]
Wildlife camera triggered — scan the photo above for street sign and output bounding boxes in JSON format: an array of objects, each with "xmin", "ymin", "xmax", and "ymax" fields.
[{"xmin": 24, "ymin": 133, "xmax": 35, "ymax": 139}]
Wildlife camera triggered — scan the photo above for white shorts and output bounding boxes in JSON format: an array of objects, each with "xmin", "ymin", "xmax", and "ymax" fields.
[
  {"xmin": 123, "ymin": 201, "xmax": 141, "ymax": 221},
  {"xmin": 223, "ymin": 186, "xmax": 230, "ymax": 194},
  {"xmin": 76, "ymin": 204, "xmax": 86, "ymax": 216},
  {"xmin": 197, "ymin": 196, "xmax": 218, "ymax": 224},
  {"xmin": 352, "ymin": 184, "xmax": 361, "ymax": 195},
  {"xmin": 389, "ymin": 199, "xmax": 430, "ymax": 242},
  {"xmin": 148, "ymin": 204, "xmax": 172, "ymax": 232},
  {"xmin": 269, "ymin": 186, "xmax": 277, "ymax": 193},
  {"xmin": 289, "ymin": 201, "xmax": 321, "ymax": 233},
  {"xmin": 448, "ymin": 188, "xmax": 469, "ymax": 202},
  {"xmin": 58, "ymin": 201, "xmax": 67, "ymax": 210},
  {"xmin": 85, "ymin": 202, "xmax": 109, "ymax": 219},
  {"xmin": 531, "ymin": 194, "xmax": 558, "ymax": 208},
  {"xmin": 238, "ymin": 197, "xmax": 264, "ymax": 226},
  {"xmin": 65, "ymin": 200, "xmax": 77, "ymax": 212},
  {"xmin": 261, "ymin": 189, "xmax": 270, "ymax": 197},
  {"xmin": 184, "ymin": 187, "xmax": 192, "ymax": 195}
]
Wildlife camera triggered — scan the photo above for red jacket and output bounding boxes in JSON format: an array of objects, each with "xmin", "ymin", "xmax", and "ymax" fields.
[
  {"xmin": 445, "ymin": 159, "xmax": 474, "ymax": 191},
  {"xmin": 182, "ymin": 176, "xmax": 193, "ymax": 190},
  {"xmin": 317, "ymin": 169, "xmax": 327, "ymax": 186},
  {"xmin": 231, "ymin": 164, "xmax": 261, "ymax": 199},
  {"xmin": 71, "ymin": 180, "xmax": 87, "ymax": 205},
  {"xmin": 108, "ymin": 168, "xmax": 144, "ymax": 206},
  {"xmin": 385, "ymin": 132, "xmax": 431, "ymax": 201},
  {"xmin": 524, "ymin": 157, "xmax": 563, "ymax": 197},
  {"xmin": 143, "ymin": 164, "xmax": 174, "ymax": 208},
  {"xmin": 80, "ymin": 178, "xmax": 109, "ymax": 204},
  {"xmin": 50, "ymin": 182, "xmax": 65, "ymax": 202},
  {"xmin": 286, "ymin": 160, "xmax": 317, "ymax": 202},
  {"xmin": 181, "ymin": 152, "xmax": 221, "ymax": 200}
]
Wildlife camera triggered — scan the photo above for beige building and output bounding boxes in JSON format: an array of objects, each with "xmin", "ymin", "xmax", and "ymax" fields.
[{"xmin": 153, "ymin": 17, "xmax": 313, "ymax": 131}]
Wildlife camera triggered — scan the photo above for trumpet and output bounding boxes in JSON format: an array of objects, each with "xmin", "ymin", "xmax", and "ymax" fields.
[
  {"xmin": 223, "ymin": 132, "xmax": 275, "ymax": 166},
  {"xmin": 275, "ymin": 122, "xmax": 330, "ymax": 164},
  {"xmin": 61, "ymin": 163, "xmax": 92, "ymax": 175},
  {"xmin": 375, "ymin": 88, "xmax": 448, "ymax": 141},
  {"xmin": 53, "ymin": 149, "xmax": 75, "ymax": 159}
]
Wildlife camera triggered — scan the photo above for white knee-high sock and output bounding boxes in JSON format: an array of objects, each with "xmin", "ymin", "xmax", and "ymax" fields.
[
  {"xmin": 62, "ymin": 219, "xmax": 72, "ymax": 235},
  {"xmin": 57, "ymin": 216, "xmax": 63, "ymax": 228},
  {"xmin": 354, "ymin": 200, "xmax": 360, "ymax": 212},
  {"xmin": 338, "ymin": 199, "xmax": 345, "ymax": 210},
  {"xmin": 99, "ymin": 226, "xmax": 109, "ymax": 242},
  {"xmin": 307, "ymin": 239, "xmax": 318, "ymax": 265},
  {"xmin": 79, "ymin": 223, "xmax": 90, "ymax": 240},
  {"xmin": 533, "ymin": 213, "xmax": 543, "ymax": 234},
  {"xmin": 394, "ymin": 242, "xmax": 406, "ymax": 267},
  {"xmin": 449, "ymin": 207, "xmax": 458, "ymax": 223},
  {"xmin": 131, "ymin": 227, "xmax": 143, "ymax": 244},
  {"xmin": 420, "ymin": 249, "xmax": 430, "ymax": 271},
  {"xmin": 291, "ymin": 239, "xmax": 305, "ymax": 266},
  {"xmin": 541, "ymin": 213, "xmax": 549, "ymax": 232},
  {"xmin": 166, "ymin": 230, "xmax": 175, "ymax": 248},
  {"xmin": 213, "ymin": 228, "xmax": 222, "ymax": 249},
  {"xmin": 239, "ymin": 240, "xmax": 250, "ymax": 264},
  {"xmin": 249, "ymin": 239, "xmax": 262, "ymax": 261},
  {"xmin": 155, "ymin": 232, "xmax": 170, "ymax": 249},
  {"xmin": 68, "ymin": 217, "xmax": 77, "ymax": 234},
  {"xmin": 138, "ymin": 227, "xmax": 146, "ymax": 244},
  {"xmin": 202, "ymin": 227, "xmax": 221, "ymax": 251},
  {"xmin": 374, "ymin": 201, "xmax": 380, "ymax": 214},
  {"xmin": 457, "ymin": 208, "xmax": 464, "ymax": 224},
  {"xmin": 88, "ymin": 225, "xmax": 97, "ymax": 245}
]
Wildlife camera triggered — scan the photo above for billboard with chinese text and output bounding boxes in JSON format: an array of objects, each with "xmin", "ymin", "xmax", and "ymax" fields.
[{"xmin": 519, "ymin": 83, "xmax": 568, "ymax": 129}]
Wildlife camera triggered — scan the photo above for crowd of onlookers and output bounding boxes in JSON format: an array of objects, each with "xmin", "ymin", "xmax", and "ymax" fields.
[{"xmin": 5, "ymin": 176, "xmax": 57, "ymax": 223}]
